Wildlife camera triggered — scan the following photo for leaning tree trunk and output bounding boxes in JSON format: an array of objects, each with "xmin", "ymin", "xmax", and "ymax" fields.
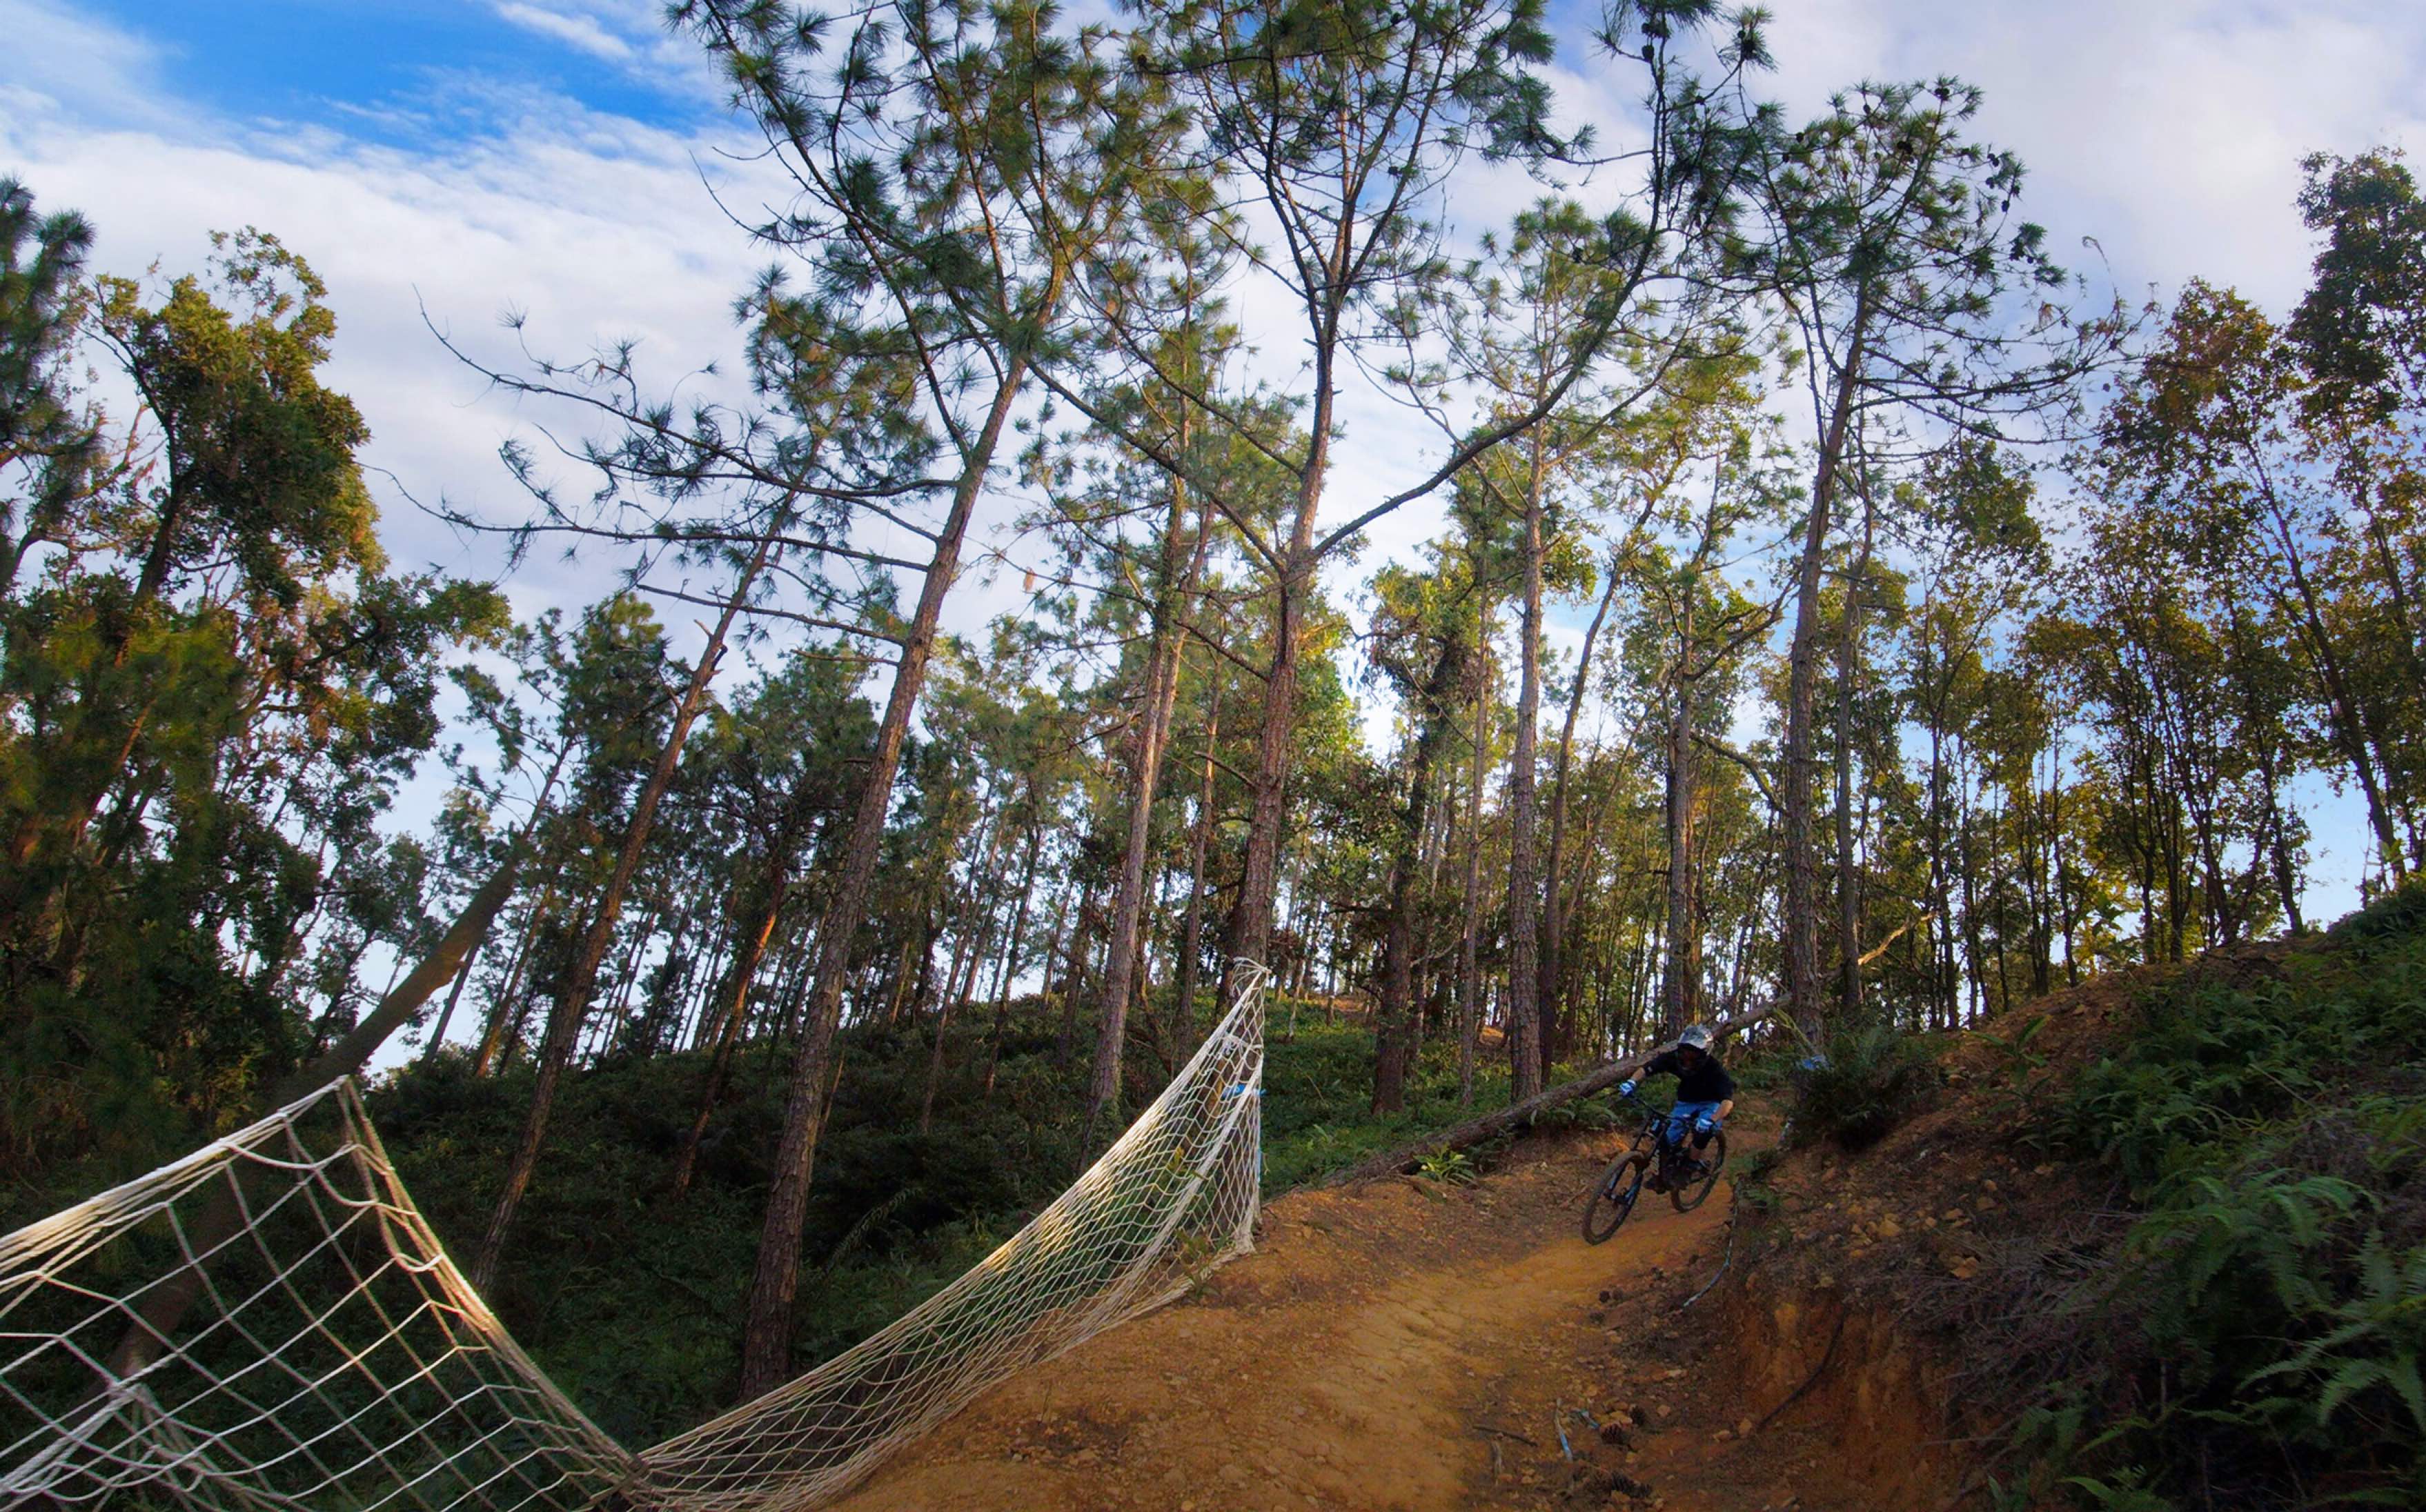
[
  {"xmin": 740, "ymin": 350, "xmax": 1041, "ymax": 1401},
  {"xmin": 473, "ymin": 530, "xmax": 773, "ymax": 1289}
]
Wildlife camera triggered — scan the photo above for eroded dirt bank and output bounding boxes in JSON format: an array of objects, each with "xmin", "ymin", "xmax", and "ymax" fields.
[{"xmin": 829, "ymin": 1120, "xmax": 1957, "ymax": 1512}]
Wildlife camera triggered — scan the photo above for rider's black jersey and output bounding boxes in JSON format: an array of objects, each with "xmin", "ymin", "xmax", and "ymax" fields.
[{"xmin": 1642, "ymin": 1048, "xmax": 1735, "ymax": 1104}]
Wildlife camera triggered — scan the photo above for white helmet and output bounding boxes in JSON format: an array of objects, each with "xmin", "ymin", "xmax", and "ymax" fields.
[{"xmin": 1677, "ymin": 1024, "xmax": 1713, "ymax": 1051}]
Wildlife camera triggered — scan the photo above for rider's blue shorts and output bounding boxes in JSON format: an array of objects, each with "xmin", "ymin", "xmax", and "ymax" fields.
[{"xmin": 1665, "ymin": 1100, "xmax": 1725, "ymax": 1145}]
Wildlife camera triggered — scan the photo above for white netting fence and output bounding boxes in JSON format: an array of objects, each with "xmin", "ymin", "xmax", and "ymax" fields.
[
  {"xmin": 1, "ymin": 968, "xmax": 1266, "ymax": 1511},
  {"xmin": 0, "ymin": 1079, "xmax": 635, "ymax": 1511}
]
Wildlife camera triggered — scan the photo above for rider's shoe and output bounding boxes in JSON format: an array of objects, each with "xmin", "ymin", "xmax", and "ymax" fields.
[{"xmin": 1646, "ymin": 1171, "xmax": 1669, "ymax": 1193}]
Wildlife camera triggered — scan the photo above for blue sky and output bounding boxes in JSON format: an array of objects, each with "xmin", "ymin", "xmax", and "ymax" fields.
[
  {"xmin": 66, "ymin": 1, "xmax": 708, "ymax": 141},
  {"xmin": 5, "ymin": 0, "xmax": 2425, "ymax": 1001}
]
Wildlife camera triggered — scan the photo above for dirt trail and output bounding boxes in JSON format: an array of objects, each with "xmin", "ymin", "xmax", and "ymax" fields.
[{"xmin": 831, "ymin": 1122, "xmax": 1898, "ymax": 1512}]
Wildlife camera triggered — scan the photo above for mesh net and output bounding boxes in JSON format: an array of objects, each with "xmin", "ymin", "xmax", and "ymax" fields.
[
  {"xmin": 639, "ymin": 968, "xmax": 1265, "ymax": 1509},
  {"xmin": 1, "ymin": 968, "xmax": 1267, "ymax": 1511},
  {"xmin": 0, "ymin": 1079, "xmax": 635, "ymax": 1511}
]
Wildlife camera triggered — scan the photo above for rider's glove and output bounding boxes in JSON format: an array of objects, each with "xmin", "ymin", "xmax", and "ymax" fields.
[
  {"xmin": 1617, "ymin": 1080, "xmax": 1636, "ymax": 1098},
  {"xmin": 1695, "ymin": 1115, "xmax": 1718, "ymax": 1135}
]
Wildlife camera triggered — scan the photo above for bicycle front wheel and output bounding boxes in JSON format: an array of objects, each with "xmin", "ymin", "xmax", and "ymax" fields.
[
  {"xmin": 1583, "ymin": 1150, "xmax": 1647, "ymax": 1244},
  {"xmin": 1670, "ymin": 1130, "xmax": 1728, "ymax": 1212}
]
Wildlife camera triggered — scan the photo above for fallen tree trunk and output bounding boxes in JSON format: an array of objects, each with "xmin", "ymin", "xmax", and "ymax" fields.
[{"xmin": 1324, "ymin": 1003, "xmax": 1777, "ymax": 1186}]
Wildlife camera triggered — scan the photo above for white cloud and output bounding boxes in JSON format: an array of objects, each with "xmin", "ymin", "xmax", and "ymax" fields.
[
  {"xmin": 0, "ymin": 0, "xmax": 182, "ymax": 131},
  {"xmin": 1759, "ymin": 0, "xmax": 2426, "ymax": 308},
  {"xmin": 494, "ymin": 3, "xmax": 635, "ymax": 62},
  {"xmin": 1, "ymin": 106, "xmax": 768, "ymax": 598}
]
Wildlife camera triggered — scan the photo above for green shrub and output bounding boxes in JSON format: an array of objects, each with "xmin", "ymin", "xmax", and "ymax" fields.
[
  {"xmin": 1791, "ymin": 1024, "xmax": 1943, "ymax": 1151},
  {"xmin": 2004, "ymin": 900, "xmax": 2426, "ymax": 1507},
  {"xmin": 1414, "ymin": 1148, "xmax": 1478, "ymax": 1185},
  {"xmin": 2328, "ymin": 873, "xmax": 2426, "ymax": 948}
]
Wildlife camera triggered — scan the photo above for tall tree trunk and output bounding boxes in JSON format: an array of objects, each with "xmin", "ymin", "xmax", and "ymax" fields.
[
  {"xmin": 1504, "ymin": 437, "xmax": 1550, "ymax": 1099},
  {"xmin": 473, "ymin": 530, "xmax": 773, "ymax": 1289},
  {"xmin": 1087, "ymin": 459, "xmax": 1209, "ymax": 1148},
  {"xmin": 1223, "ymin": 359, "xmax": 1335, "ymax": 999},
  {"xmin": 669, "ymin": 807, "xmax": 823, "ymax": 1200},
  {"xmin": 474, "ymin": 882, "xmax": 552, "ymax": 1077},
  {"xmin": 1834, "ymin": 502, "xmax": 1873, "ymax": 1022},
  {"xmin": 927, "ymin": 808, "xmax": 1009, "ymax": 1133},
  {"xmin": 1782, "ymin": 296, "xmax": 1869, "ymax": 1044},
  {"xmin": 980, "ymin": 824, "xmax": 1044, "ymax": 1094},
  {"xmin": 997, "ymin": 880, "xmax": 1074, "ymax": 1093},
  {"xmin": 1662, "ymin": 617, "xmax": 1698, "ymax": 1037},
  {"xmin": 1374, "ymin": 639, "xmax": 1462, "ymax": 1113},
  {"xmin": 419, "ymin": 744, "xmax": 571, "ymax": 1071},
  {"xmin": 1055, "ymin": 879, "xmax": 1097, "ymax": 1066},
  {"xmin": 1456, "ymin": 612, "xmax": 1492, "ymax": 1106},
  {"xmin": 740, "ymin": 344, "xmax": 1038, "ymax": 1400},
  {"xmin": 1540, "ymin": 557, "xmax": 1619, "ymax": 1062},
  {"xmin": 669, "ymin": 893, "xmax": 789, "ymax": 1201},
  {"xmin": 2267, "ymin": 523, "xmax": 2408, "ymax": 882},
  {"xmin": 1169, "ymin": 696, "xmax": 1221, "ymax": 1046}
]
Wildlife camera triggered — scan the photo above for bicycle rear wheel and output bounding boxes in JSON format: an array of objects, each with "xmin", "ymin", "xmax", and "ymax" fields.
[
  {"xmin": 1582, "ymin": 1149, "xmax": 1647, "ymax": 1244},
  {"xmin": 1669, "ymin": 1130, "xmax": 1728, "ymax": 1212}
]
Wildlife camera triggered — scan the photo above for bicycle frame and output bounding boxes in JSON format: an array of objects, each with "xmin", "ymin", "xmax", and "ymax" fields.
[{"xmin": 1621, "ymin": 1100, "xmax": 1688, "ymax": 1166}]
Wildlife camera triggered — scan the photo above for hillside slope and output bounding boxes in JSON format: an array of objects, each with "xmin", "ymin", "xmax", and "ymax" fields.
[{"xmin": 1730, "ymin": 882, "xmax": 2426, "ymax": 1509}]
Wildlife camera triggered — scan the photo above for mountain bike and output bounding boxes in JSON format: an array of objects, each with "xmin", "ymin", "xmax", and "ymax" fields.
[{"xmin": 1580, "ymin": 1092, "xmax": 1728, "ymax": 1243}]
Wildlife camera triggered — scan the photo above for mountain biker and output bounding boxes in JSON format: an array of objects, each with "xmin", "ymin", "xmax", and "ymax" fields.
[{"xmin": 1617, "ymin": 1024, "xmax": 1735, "ymax": 1189}]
